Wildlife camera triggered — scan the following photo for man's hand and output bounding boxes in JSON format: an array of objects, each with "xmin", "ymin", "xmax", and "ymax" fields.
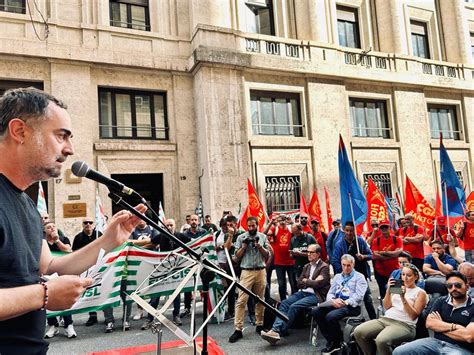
[
  {"xmin": 227, "ymin": 226, "xmax": 235, "ymax": 236},
  {"xmin": 100, "ymin": 204, "xmax": 147, "ymax": 251},
  {"xmin": 356, "ymin": 254, "xmax": 365, "ymax": 261},
  {"xmin": 46, "ymin": 276, "xmax": 93, "ymax": 311},
  {"xmin": 332, "ymin": 298, "xmax": 346, "ymax": 308}
]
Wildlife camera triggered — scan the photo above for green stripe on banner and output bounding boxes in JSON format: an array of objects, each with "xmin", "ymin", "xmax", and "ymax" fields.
[
  {"xmin": 115, "ymin": 260, "xmax": 141, "ymax": 267},
  {"xmin": 112, "ymin": 280, "xmax": 137, "ymax": 287},
  {"xmin": 114, "ymin": 270, "xmax": 137, "ymax": 277}
]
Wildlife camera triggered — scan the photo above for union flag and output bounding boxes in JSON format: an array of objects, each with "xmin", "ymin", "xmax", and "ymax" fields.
[
  {"xmin": 324, "ymin": 187, "xmax": 333, "ymax": 232},
  {"xmin": 240, "ymin": 179, "xmax": 266, "ymax": 231},
  {"xmin": 308, "ymin": 190, "xmax": 326, "ymax": 232},
  {"xmin": 404, "ymin": 175, "xmax": 435, "ymax": 230},
  {"xmin": 366, "ymin": 178, "xmax": 389, "ymax": 227}
]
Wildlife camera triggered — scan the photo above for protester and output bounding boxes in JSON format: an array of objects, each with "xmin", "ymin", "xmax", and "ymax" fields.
[
  {"xmin": 354, "ymin": 264, "xmax": 427, "ymax": 355},
  {"xmin": 423, "ymin": 240, "xmax": 457, "ymax": 295},
  {"xmin": 428, "ymin": 216, "xmax": 456, "ymax": 254},
  {"xmin": 399, "ymin": 214, "xmax": 426, "ymax": 271},
  {"xmin": 299, "ymin": 212, "xmax": 312, "ymax": 234},
  {"xmin": 202, "ymin": 215, "xmax": 218, "ymax": 233},
  {"xmin": 0, "ymin": 87, "xmax": 146, "ymax": 354},
  {"xmin": 458, "ymin": 262, "xmax": 474, "ymax": 299},
  {"xmin": 390, "ymin": 251, "xmax": 425, "ymax": 289},
  {"xmin": 229, "ymin": 216, "xmax": 270, "ymax": 343},
  {"xmin": 326, "ymin": 218, "xmax": 343, "ymax": 269},
  {"xmin": 457, "ymin": 210, "xmax": 474, "ymax": 263},
  {"xmin": 393, "ymin": 271, "xmax": 473, "ymax": 355},
  {"xmin": 290, "ymin": 223, "xmax": 316, "ymax": 277},
  {"xmin": 371, "ymin": 220, "xmax": 403, "ymax": 298},
  {"xmin": 311, "ymin": 254, "xmax": 368, "ymax": 354},
  {"xmin": 260, "ymin": 244, "xmax": 330, "ymax": 345},
  {"xmin": 366, "ymin": 218, "xmax": 382, "ymax": 247},
  {"xmin": 310, "ymin": 218, "xmax": 328, "ymax": 262}
]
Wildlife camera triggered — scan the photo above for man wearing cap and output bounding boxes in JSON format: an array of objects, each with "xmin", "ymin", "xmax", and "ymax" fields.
[
  {"xmin": 370, "ymin": 220, "xmax": 403, "ymax": 298},
  {"xmin": 399, "ymin": 214, "xmax": 427, "ymax": 271},
  {"xmin": 310, "ymin": 217, "xmax": 328, "ymax": 262},
  {"xmin": 429, "ymin": 216, "xmax": 456, "ymax": 255}
]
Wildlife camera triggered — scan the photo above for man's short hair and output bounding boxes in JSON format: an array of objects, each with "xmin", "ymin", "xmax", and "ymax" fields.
[
  {"xmin": 446, "ymin": 271, "xmax": 467, "ymax": 284},
  {"xmin": 398, "ymin": 251, "xmax": 412, "ymax": 261},
  {"xmin": 205, "ymin": 215, "xmax": 211, "ymax": 219},
  {"xmin": 344, "ymin": 221, "xmax": 354, "ymax": 228},
  {"xmin": 225, "ymin": 215, "xmax": 238, "ymax": 224},
  {"xmin": 341, "ymin": 254, "xmax": 355, "ymax": 264},
  {"xmin": 246, "ymin": 216, "xmax": 258, "ymax": 225},
  {"xmin": 0, "ymin": 87, "xmax": 67, "ymax": 137},
  {"xmin": 309, "ymin": 243, "xmax": 322, "ymax": 254},
  {"xmin": 219, "ymin": 217, "xmax": 226, "ymax": 227},
  {"xmin": 430, "ymin": 240, "xmax": 444, "ymax": 248}
]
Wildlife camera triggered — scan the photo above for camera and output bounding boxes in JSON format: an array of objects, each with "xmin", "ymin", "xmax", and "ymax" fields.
[{"xmin": 242, "ymin": 236, "xmax": 259, "ymax": 248}]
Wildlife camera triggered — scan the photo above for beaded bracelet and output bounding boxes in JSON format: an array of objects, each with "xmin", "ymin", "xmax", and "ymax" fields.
[{"xmin": 39, "ymin": 282, "xmax": 48, "ymax": 310}]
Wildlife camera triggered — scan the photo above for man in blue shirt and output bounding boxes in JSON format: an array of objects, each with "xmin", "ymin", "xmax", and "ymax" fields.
[
  {"xmin": 423, "ymin": 240, "xmax": 457, "ymax": 295},
  {"xmin": 312, "ymin": 254, "xmax": 367, "ymax": 354}
]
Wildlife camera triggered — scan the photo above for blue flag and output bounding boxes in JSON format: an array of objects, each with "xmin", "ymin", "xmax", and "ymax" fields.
[
  {"xmin": 440, "ymin": 137, "xmax": 465, "ymax": 217},
  {"xmin": 338, "ymin": 135, "xmax": 367, "ymax": 226}
]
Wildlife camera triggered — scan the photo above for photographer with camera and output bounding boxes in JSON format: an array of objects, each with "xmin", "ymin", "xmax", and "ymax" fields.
[
  {"xmin": 354, "ymin": 264, "xmax": 427, "ymax": 355},
  {"xmin": 229, "ymin": 216, "xmax": 270, "ymax": 343}
]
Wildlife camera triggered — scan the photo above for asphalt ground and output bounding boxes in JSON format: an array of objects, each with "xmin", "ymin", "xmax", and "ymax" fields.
[{"xmin": 47, "ymin": 275, "xmax": 380, "ymax": 355}]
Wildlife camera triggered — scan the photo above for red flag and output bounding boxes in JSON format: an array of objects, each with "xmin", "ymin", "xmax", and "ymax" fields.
[
  {"xmin": 466, "ymin": 191, "xmax": 474, "ymax": 212},
  {"xmin": 241, "ymin": 179, "xmax": 266, "ymax": 231},
  {"xmin": 404, "ymin": 175, "xmax": 435, "ymax": 230},
  {"xmin": 435, "ymin": 188, "xmax": 442, "ymax": 217},
  {"xmin": 300, "ymin": 193, "xmax": 310, "ymax": 216},
  {"xmin": 366, "ymin": 178, "xmax": 389, "ymax": 226},
  {"xmin": 308, "ymin": 190, "xmax": 326, "ymax": 232},
  {"xmin": 324, "ymin": 187, "xmax": 333, "ymax": 232}
]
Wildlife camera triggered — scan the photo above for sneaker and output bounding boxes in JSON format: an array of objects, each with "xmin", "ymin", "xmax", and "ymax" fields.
[
  {"xmin": 45, "ymin": 325, "xmax": 58, "ymax": 339},
  {"xmin": 85, "ymin": 317, "xmax": 98, "ymax": 327},
  {"xmin": 255, "ymin": 325, "xmax": 264, "ymax": 334},
  {"xmin": 64, "ymin": 324, "xmax": 77, "ymax": 339},
  {"xmin": 224, "ymin": 312, "xmax": 234, "ymax": 321},
  {"xmin": 261, "ymin": 329, "xmax": 280, "ymax": 345},
  {"xmin": 141, "ymin": 319, "xmax": 152, "ymax": 330},
  {"xmin": 228, "ymin": 330, "xmax": 243, "ymax": 343},
  {"xmin": 321, "ymin": 342, "xmax": 341, "ymax": 354},
  {"xmin": 105, "ymin": 322, "xmax": 114, "ymax": 333},
  {"xmin": 132, "ymin": 310, "xmax": 144, "ymax": 321},
  {"xmin": 248, "ymin": 314, "xmax": 256, "ymax": 325},
  {"xmin": 173, "ymin": 315, "xmax": 183, "ymax": 326},
  {"xmin": 180, "ymin": 308, "xmax": 191, "ymax": 318},
  {"xmin": 123, "ymin": 321, "xmax": 131, "ymax": 331}
]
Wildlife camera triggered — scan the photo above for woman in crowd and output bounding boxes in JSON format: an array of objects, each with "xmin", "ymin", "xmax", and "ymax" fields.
[{"xmin": 353, "ymin": 264, "xmax": 427, "ymax": 355}]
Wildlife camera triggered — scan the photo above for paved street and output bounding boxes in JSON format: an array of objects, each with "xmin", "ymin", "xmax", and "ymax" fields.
[{"xmin": 48, "ymin": 276, "xmax": 380, "ymax": 354}]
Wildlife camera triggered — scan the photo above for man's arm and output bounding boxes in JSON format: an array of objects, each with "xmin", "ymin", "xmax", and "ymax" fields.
[
  {"xmin": 423, "ymin": 262, "xmax": 444, "ymax": 276},
  {"xmin": 305, "ymin": 264, "xmax": 330, "ymax": 289},
  {"xmin": 41, "ymin": 205, "xmax": 146, "ymax": 275},
  {"xmin": 432, "ymin": 256, "xmax": 454, "ymax": 275},
  {"xmin": 427, "ymin": 311, "xmax": 474, "ymax": 343},
  {"xmin": 346, "ymin": 274, "xmax": 367, "ymax": 307}
]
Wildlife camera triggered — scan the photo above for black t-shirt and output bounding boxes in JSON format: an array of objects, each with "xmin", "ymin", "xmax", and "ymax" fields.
[
  {"xmin": 0, "ymin": 174, "xmax": 48, "ymax": 354},
  {"xmin": 183, "ymin": 227, "xmax": 207, "ymax": 240},
  {"xmin": 152, "ymin": 231, "xmax": 191, "ymax": 252},
  {"xmin": 47, "ymin": 235, "xmax": 71, "ymax": 253},
  {"xmin": 72, "ymin": 229, "xmax": 102, "ymax": 251},
  {"xmin": 346, "ymin": 239, "xmax": 368, "ymax": 278},
  {"xmin": 130, "ymin": 225, "xmax": 158, "ymax": 241},
  {"xmin": 431, "ymin": 295, "xmax": 474, "ymax": 352}
]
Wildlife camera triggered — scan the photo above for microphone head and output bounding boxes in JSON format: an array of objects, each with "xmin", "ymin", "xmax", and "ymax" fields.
[{"xmin": 71, "ymin": 161, "xmax": 90, "ymax": 177}]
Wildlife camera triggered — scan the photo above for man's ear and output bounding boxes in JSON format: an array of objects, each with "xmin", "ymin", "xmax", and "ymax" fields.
[{"xmin": 7, "ymin": 118, "xmax": 28, "ymax": 144}]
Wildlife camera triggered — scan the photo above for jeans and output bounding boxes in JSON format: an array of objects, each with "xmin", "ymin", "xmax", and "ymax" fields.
[
  {"xmin": 374, "ymin": 271, "xmax": 389, "ymax": 299},
  {"xmin": 311, "ymin": 305, "xmax": 361, "ymax": 344},
  {"xmin": 354, "ymin": 317, "xmax": 416, "ymax": 355},
  {"xmin": 393, "ymin": 337, "xmax": 472, "ymax": 355},
  {"xmin": 147, "ymin": 294, "xmax": 181, "ymax": 321},
  {"xmin": 274, "ymin": 265, "xmax": 297, "ymax": 301},
  {"xmin": 264, "ymin": 261, "xmax": 274, "ymax": 301},
  {"xmin": 272, "ymin": 291, "xmax": 318, "ymax": 333}
]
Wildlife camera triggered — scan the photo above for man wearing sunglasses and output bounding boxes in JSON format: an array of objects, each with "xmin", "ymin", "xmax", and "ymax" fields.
[{"xmin": 393, "ymin": 271, "xmax": 474, "ymax": 355}]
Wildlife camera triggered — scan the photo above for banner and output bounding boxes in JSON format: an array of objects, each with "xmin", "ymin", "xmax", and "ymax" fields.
[
  {"xmin": 241, "ymin": 179, "xmax": 266, "ymax": 231},
  {"xmin": 308, "ymin": 191, "xmax": 326, "ymax": 232},
  {"xmin": 366, "ymin": 178, "xmax": 389, "ymax": 224},
  {"xmin": 324, "ymin": 187, "xmax": 333, "ymax": 232},
  {"xmin": 48, "ymin": 235, "xmax": 221, "ymax": 317},
  {"xmin": 299, "ymin": 193, "xmax": 310, "ymax": 216},
  {"xmin": 37, "ymin": 181, "xmax": 48, "ymax": 216},
  {"xmin": 404, "ymin": 175, "xmax": 435, "ymax": 230},
  {"xmin": 466, "ymin": 192, "xmax": 474, "ymax": 212}
]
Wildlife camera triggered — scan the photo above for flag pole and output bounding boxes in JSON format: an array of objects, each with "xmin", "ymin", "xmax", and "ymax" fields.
[
  {"xmin": 348, "ymin": 192, "xmax": 360, "ymax": 254},
  {"xmin": 443, "ymin": 182, "xmax": 452, "ymax": 240}
]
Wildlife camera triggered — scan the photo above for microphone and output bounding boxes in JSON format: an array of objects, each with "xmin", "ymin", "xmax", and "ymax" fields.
[{"xmin": 71, "ymin": 161, "xmax": 140, "ymax": 198}]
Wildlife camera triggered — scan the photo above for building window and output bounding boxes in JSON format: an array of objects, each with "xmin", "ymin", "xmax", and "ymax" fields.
[
  {"xmin": 411, "ymin": 20, "xmax": 430, "ymax": 59},
  {"xmin": 470, "ymin": 33, "xmax": 474, "ymax": 58},
  {"xmin": 98, "ymin": 88, "xmax": 168, "ymax": 140},
  {"xmin": 363, "ymin": 173, "xmax": 393, "ymax": 198},
  {"xmin": 349, "ymin": 98, "xmax": 390, "ymax": 138},
  {"xmin": 337, "ymin": 5, "xmax": 361, "ymax": 49},
  {"xmin": 265, "ymin": 176, "xmax": 300, "ymax": 214},
  {"xmin": 250, "ymin": 91, "xmax": 303, "ymax": 137},
  {"xmin": 428, "ymin": 105, "xmax": 460, "ymax": 140},
  {"xmin": 245, "ymin": 0, "xmax": 275, "ymax": 35},
  {"xmin": 0, "ymin": 0, "xmax": 25, "ymax": 14},
  {"xmin": 110, "ymin": 0, "xmax": 150, "ymax": 31}
]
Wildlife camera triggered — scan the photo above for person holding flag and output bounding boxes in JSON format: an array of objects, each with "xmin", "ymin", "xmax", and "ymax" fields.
[
  {"xmin": 428, "ymin": 216, "xmax": 456, "ymax": 255},
  {"xmin": 399, "ymin": 214, "xmax": 427, "ymax": 271}
]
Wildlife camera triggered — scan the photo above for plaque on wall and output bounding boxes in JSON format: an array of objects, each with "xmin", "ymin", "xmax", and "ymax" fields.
[{"xmin": 63, "ymin": 203, "xmax": 87, "ymax": 218}]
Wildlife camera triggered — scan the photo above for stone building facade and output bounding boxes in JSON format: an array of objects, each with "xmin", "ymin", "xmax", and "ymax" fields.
[{"xmin": 0, "ymin": 0, "xmax": 472, "ymax": 236}]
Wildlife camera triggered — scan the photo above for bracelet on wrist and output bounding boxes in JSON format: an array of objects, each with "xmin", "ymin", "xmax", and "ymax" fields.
[{"xmin": 39, "ymin": 282, "xmax": 48, "ymax": 311}]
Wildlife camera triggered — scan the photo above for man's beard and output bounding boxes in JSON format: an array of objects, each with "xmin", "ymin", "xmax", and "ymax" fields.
[
  {"xmin": 451, "ymin": 290, "xmax": 466, "ymax": 300},
  {"xmin": 249, "ymin": 229, "xmax": 257, "ymax": 236}
]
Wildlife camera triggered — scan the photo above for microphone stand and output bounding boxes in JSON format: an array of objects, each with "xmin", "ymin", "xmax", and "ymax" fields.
[{"xmin": 108, "ymin": 192, "xmax": 289, "ymax": 352}]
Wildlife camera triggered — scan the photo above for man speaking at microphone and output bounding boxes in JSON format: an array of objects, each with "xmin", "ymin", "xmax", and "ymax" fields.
[{"xmin": 0, "ymin": 87, "xmax": 146, "ymax": 354}]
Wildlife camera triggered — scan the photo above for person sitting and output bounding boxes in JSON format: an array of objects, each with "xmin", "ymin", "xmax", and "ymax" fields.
[
  {"xmin": 423, "ymin": 240, "xmax": 457, "ymax": 295},
  {"xmin": 354, "ymin": 264, "xmax": 427, "ymax": 355},
  {"xmin": 390, "ymin": 251, "xmax": 425, "ymax": 289},
  {"xmin": 260, "ymin": 243, "xmax": 330, "ymax": 345},
  {"xmin": 393, "ymin": 271, "xmax": 474, "ymax": 355},
  {"xmin": 311, "ymin": 254, "xmax": 368, "ymax": 354},
  {"xmin": 458, "ymin": 262, "xmax": 474, "ymax": 299}
]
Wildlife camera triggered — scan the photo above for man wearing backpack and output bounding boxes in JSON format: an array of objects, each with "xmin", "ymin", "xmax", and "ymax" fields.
[
  {"xmin": 371, "ymin": 220, "xmax": 403, "ymax": 298},
  {"xmin": 399, "ymin": 214, "xmax": 427, "ymax": 271},
  {"xmin": 290, "ymin": 223, "xmax": 316, "ymax": 278},
  {"xmin": 457, "ymin": 210, "xmax": 474, "ymax": 263}
]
